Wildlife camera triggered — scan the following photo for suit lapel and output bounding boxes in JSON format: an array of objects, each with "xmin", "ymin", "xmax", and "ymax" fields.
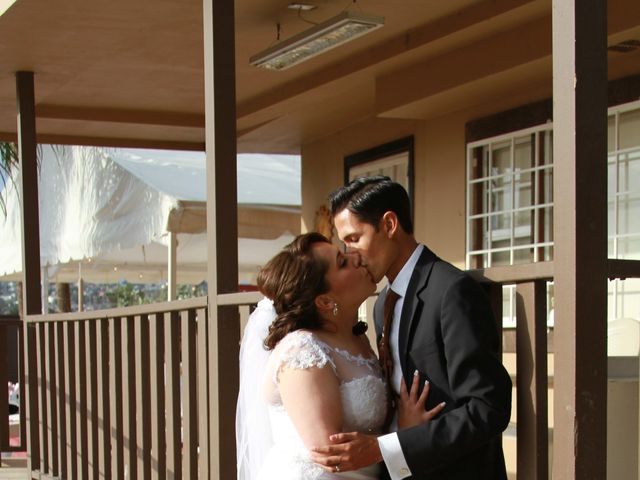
[{"xmin": 398, "ymin": 247, "xmax": 438, "ymax": 374}]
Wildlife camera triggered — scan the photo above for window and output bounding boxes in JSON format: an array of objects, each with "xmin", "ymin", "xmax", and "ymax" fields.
[
  {"xmin": 608, "ymin": 102, "xmax": 640, "ymax": 320},
  {"xmin": 344, "ymin": 136, "xmax": 414, "ymax": 209},
  {"xmin": 467, "ymin": 125, "xmax": 554, "ymax": 269},
  {"xmin": 466, "ymin": 100, "xmax": 640, "ymax": 324}
]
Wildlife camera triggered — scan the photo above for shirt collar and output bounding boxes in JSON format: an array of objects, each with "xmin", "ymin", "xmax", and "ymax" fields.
[{"xmin": 389, "ymin": 244, "xmax": 424, "ymax": 298}]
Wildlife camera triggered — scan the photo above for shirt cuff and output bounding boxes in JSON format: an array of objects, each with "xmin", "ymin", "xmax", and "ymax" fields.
[{"xmin": 377, "ymin": 432, "xmax": 412, "ymax": 480}]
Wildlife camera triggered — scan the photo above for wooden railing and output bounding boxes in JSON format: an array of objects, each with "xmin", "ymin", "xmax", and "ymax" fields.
[
  {"xmin": 23, "ymin": 297, "xmax": 210, "ymax": 480},
  {"xmin": 0, "ymin": 316, "xmax": 25, "ymax": 460}
]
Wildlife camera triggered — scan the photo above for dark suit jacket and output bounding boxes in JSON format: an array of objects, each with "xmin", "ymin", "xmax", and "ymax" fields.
[{"xmin": 374, "ymin": 247, "xmax": 512, "ymax": 480}]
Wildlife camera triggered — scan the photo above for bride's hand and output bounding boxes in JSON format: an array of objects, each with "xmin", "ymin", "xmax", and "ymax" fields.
[{"xmin": 397, "ymin": 370, "xmax": 446, "ymax": 429}]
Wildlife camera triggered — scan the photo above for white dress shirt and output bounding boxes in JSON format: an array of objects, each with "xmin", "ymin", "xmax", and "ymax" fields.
[{"xmin": 377, "ymin": 244, "xmax": 425, "ymax": 480}]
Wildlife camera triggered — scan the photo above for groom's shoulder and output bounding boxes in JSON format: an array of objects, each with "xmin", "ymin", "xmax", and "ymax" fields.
[
  {"xmin": 418, "ymin": 246, "xmax": 475, "ymax": 287},
  {"xmin": 418, "ymin": 246, "xmax": 462, "ymax": 277}
]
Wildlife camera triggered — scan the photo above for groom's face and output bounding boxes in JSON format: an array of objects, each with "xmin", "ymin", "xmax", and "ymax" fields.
[{"xmin": 333, "ymin": 208, "xmax": 392, "ymax": 284}]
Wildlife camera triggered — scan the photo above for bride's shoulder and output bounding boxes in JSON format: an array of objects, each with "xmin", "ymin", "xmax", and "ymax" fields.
[
  {"xmin": 271, "ymin": 329, "xmax": 335, "ymax": 374},
  {"xmin": 276, "ymin": 329, "xmax": 320, "ymax": 348}
]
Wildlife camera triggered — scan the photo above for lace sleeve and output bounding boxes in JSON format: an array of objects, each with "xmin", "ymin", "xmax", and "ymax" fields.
[{"xmin": 273, "ymin": 330, "xmax": 336, "ymax": 383}]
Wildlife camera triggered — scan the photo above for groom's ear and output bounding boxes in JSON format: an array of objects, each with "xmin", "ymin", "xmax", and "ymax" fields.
[{"xmin": 381, "ymin": 211, "xmax": 399, "ymax": 238}]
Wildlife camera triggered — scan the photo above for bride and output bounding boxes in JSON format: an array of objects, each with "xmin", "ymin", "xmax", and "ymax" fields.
[{"xmin": 236, "ymin": 233, "xmax": 441, "ymax": 480}]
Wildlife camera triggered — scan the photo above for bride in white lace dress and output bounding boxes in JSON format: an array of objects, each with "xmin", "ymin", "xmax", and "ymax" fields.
[{"xmin": 237, "ymin": 232, "xmax": 386, "ymax": 480}]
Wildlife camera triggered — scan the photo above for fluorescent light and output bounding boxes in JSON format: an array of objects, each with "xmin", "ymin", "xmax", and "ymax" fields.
[
  {"xmin": 288, "ymin": 3, "xmax": 317, "ymax": 11},
  {"xmin": 0, "ymin": 0, "xmax": 18, "ymax": 17},
  {"xmin": 250, "ymin": 11, "xmax": 384, "ymax": 71}
]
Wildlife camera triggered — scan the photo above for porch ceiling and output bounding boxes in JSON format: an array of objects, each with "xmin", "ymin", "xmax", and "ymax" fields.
[{"xmin": 0, "ymin": 0, "xmax": 638, "ymax": 154}]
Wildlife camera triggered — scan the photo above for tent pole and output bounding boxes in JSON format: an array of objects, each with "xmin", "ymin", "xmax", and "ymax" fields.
[
  {"xmin": 77, "ymin": 262, "xmax": 84, "ymax": 312},
  {"xmin": 168, "ymin": 231, "xmax": 177, "ymax": 301}
]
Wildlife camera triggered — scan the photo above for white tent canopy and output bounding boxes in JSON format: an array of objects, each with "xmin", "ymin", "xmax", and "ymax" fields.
[{"xmin": 0, "ymin": 145, "xmax": 300, "ymax": 285}]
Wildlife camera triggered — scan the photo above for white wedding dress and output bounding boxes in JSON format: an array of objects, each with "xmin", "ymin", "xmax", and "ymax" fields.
[{"xmin": 257, "ymin": 329, "xmax": 387, "ymax": 480}]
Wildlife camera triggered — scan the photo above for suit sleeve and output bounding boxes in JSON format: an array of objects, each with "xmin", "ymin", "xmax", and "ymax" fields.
[{"xmin": 396, "ymin": 274, "xmax": 512, "ymax": 474}]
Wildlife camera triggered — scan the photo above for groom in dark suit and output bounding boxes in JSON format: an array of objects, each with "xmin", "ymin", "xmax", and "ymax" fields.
[{"xmin": 311, "ymin": 176, "xmax": 512, "ymax": 479}]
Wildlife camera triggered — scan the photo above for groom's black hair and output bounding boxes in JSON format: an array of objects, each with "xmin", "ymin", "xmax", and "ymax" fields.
[{"xmin": 329, "ymin": 175, "xmax": 413, "ymax": 234}]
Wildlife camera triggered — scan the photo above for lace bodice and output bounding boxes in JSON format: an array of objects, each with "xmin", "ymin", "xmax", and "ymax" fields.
[{"xmin": 258, "ymin": 330, "xmax": 386, "ymax": 480}]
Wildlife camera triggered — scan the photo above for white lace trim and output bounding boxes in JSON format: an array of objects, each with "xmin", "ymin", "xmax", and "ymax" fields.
[
  {"xmin": 274, "ymin": 331, "xmax": 337, "ymax": 383},
  {"xmin": 330, "ymin": 345, "xmax": 379, "ymax": 371}
]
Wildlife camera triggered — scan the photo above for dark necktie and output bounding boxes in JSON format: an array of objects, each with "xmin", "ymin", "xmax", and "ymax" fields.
[{"xmin": 378, "ymin": 288, "xmax": 400, "ymax": 427}]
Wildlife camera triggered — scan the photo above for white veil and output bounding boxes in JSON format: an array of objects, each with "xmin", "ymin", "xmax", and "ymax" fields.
[{"xmin": 236, "ymin": 297, "xmax": 277, "ymax": 480}]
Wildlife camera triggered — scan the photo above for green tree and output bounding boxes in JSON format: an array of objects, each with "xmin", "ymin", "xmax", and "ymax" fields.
[
  {"xmin": 0, "ymin": 142, "xmax": 19, "ymax": 216},
  {"xmin": 106, "ymin": 282, "xmax": 147, "ymax": 308}
]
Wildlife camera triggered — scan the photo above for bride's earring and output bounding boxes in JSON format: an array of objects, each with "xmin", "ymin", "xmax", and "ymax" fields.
[{"xmin": 332, "ymin": 303, "xmax": 339, "ymax": 317}]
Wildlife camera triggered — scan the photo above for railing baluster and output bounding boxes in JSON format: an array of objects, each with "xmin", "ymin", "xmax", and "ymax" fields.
[
  {"xmin": 0, "ymin": 322, "xmax": 8, "ymax": 452},
  {"xmin": 97, "ymin": 318, "xmax": 111, "ymax": 479},
  {"xmin": 515, "ymin": 281, "xmax": 549, "ymax": 480},
  {"xmin": 55, "ymin": 322, "xmax": 67, "ymax": 479},
  {"xmin": 109, "ymin": 317, "xmax": 124, "ymax": 479},
  {"xmin": 181, "ymin": 309, "xmax": 197, "ymax": 479},
  {"xmin": 164, "ymin": 311, "xmax": 181, "ymax": 480},
  {"xmin": 123, "ymin": 316, "xmax": 137, "ymax": 480},
  {"xmin": 64, "ymin": 322, "xmax": 77, "ymax": 480},
  {"xmin": 483, "ymin": 282, "xmax": 504, "ymax": 353},
  {"xmin": 76, "ymin": 321, "xmax": 89, "ymax": 480},
  {"xmin": 87, "ymin": 320, "xmax": 99, "ymax": 479},
  {"xmin": 197, "ymin": 307, "xmax": 209, "ymax": 479},
  {"xmin": 25, "ymin": 322, "xmax": 40, "ymax": 473},
  {"xmin": 18, "ymin": 321, "xmax": 26, "ymax": 452},
  {"xmin": 135, "ymin": 314, "xmax": 152, "ymax": 480},
  {"xmin": 149, "ymin": 313, "xmax": 166, "ymax": 480},
  {"xmin": 36, "ymin": 322, "xmax": 48, "ymax": 475},
  {"xmin": 44, "ymin": 322, "xmax": 58, "ymax": 477}
]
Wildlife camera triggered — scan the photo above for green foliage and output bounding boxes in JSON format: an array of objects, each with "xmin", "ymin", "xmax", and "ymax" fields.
[
  {"xmin": 177, "ymin": 282, "xmax": 207, "ymax": 299},
  {"xmin": 105, "ymin": 282, "xmax": 148, "ymax": 308},
  {"xmin": 0, "ymin": 142, "xmax": 19, "ymax": 216}
]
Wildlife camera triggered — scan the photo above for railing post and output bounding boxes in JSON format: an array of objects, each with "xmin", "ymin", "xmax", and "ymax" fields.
[{"xmin": 515, "ymin": 281, "xmax": 549, "ymax": 479}]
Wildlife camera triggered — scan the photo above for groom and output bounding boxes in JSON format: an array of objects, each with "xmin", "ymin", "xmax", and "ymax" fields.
[{"xmin": 311, "ymin": 176, "xmax": 512, "ymax": 479}]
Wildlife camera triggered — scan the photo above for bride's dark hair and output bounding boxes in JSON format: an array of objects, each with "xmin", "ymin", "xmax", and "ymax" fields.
[{"xmin": 258, "ymin": 232, "xmax": 331, "ymax": 350}]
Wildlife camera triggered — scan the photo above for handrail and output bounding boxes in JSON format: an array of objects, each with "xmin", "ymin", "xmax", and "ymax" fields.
[
  {"xmin": 469, "ymin": 262, "xmax": 554, "ymax": 284},
  {"xmin": 608, "ymin": 258, "xmax": 640, "ymax": 280},
  {"xmin": 217, "ymin": 291, "xmax": 263, "ymax": 306},
  {"xmin": 469, "ymin": 258, "xmax": 640, "ymax": 284},
  {"xmin": 25, "ymin": 296, "xmax": 208, "ymax": 323}
]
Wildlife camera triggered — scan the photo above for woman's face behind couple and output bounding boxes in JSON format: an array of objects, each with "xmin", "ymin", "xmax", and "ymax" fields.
[{"xmin": 312, "ymin": 241, "xmax": 376, "ymax": 314}]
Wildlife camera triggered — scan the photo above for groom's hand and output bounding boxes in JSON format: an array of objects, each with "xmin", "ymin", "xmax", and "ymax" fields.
[{"xmin": 310, "ymin": 432, "xmax": 383, "ymax": 472}]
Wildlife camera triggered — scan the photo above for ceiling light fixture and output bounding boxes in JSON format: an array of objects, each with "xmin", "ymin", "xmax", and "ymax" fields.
[
  {"xmin": 287, "ymin": 3, "xmax": 317, "ymax": 11},
  {"xmin": 250, "ymin": 11, "xmax": 384, "ymax": 71}
]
